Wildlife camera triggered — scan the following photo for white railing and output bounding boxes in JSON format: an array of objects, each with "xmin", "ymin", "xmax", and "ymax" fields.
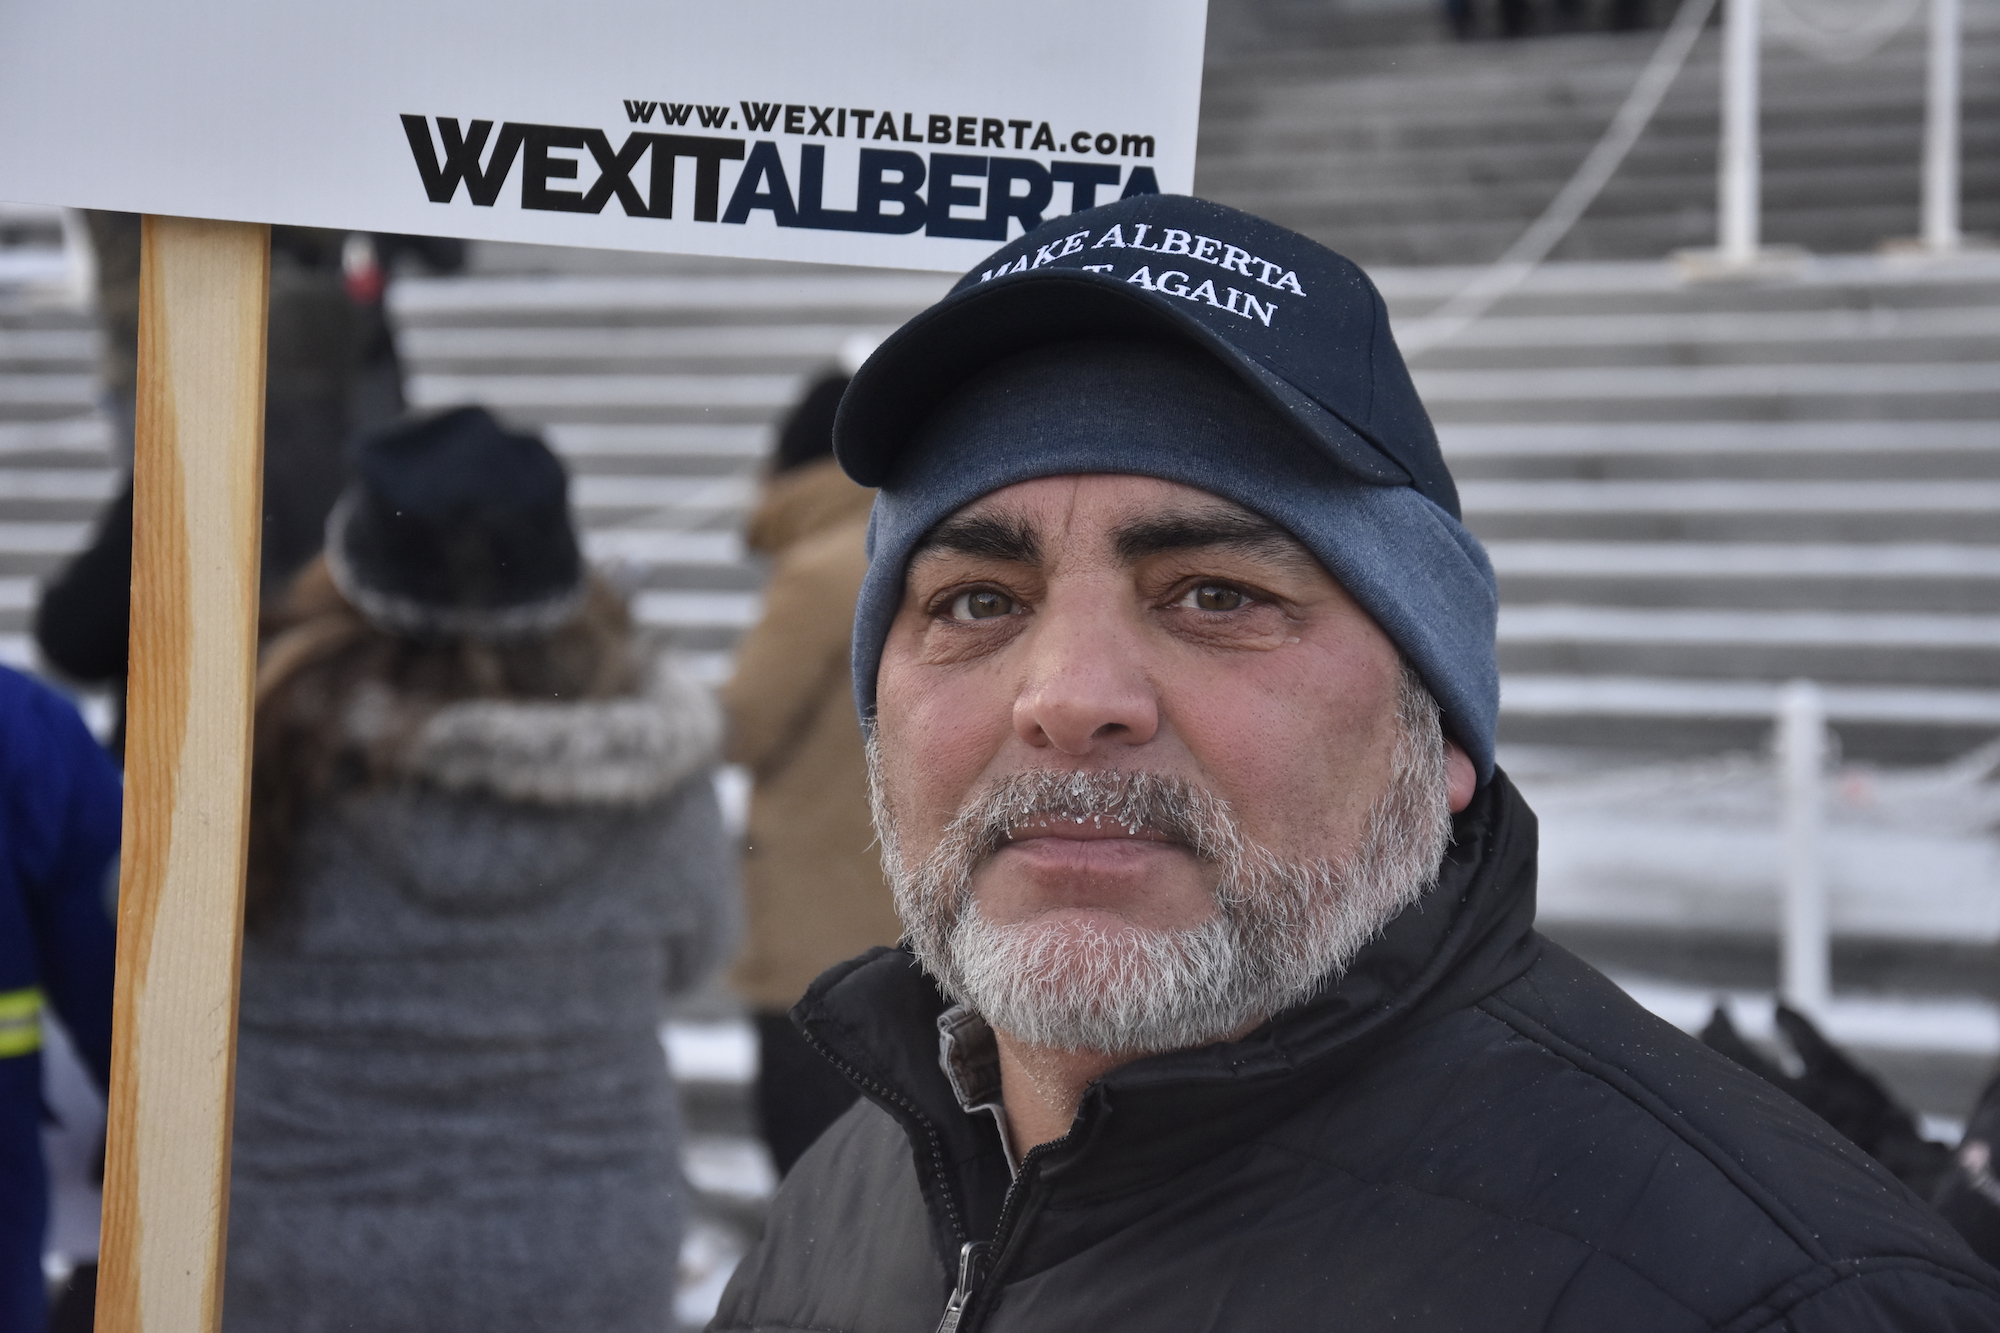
[
  {"xmin": 1706, "ymin": 0, "xmax": 1969, "ymax": 267},
  {"xmin": 1922, "ymin": 0, "xmax": 1964, "ymax": 250},
  {"xmin": 1718, "ymin": 0, "xmax": 1764, "ymax": 266},
  {"xmin": 1776, "ymin": 680, "xmax": 1830, "ymax": 1014}
]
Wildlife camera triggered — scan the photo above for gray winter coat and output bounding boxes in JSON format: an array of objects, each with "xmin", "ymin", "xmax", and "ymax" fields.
[{"xmin": 226, "ymin": 659, "xmax": 737, "ymax": 1333}]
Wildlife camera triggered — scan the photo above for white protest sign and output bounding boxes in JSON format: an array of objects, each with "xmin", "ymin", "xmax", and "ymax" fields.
[{"xmin": 0, "ymin": 0, "xmax": 1208, "ymax": 272}]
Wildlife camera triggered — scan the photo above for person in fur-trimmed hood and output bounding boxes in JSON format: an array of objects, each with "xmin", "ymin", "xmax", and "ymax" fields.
[{"xmin": 225, "ymin": 407, "xmax": 737, "ymax": 1333}]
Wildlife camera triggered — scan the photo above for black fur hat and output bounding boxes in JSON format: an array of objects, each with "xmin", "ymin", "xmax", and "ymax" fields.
[{"xmin": 325, "ymin": 406, "xmax": 584, "ymax": 636}]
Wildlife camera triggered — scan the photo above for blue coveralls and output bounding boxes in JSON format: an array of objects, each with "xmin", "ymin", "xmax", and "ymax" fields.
[{"xmin": 0, "ymin": 667, "xmax": 120, "ymax": 1333}]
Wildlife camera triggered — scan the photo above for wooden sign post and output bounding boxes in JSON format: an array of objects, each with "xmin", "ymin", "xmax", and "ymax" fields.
[{"xmin": 99, "ymin": 217, "xmax": 270, "ymax": 1333}]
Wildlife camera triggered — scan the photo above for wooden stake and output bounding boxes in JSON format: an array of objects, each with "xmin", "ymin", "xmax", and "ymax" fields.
[{"xmin": 98, "ymin": 216, "xmax": 269, "ymax": 1333}]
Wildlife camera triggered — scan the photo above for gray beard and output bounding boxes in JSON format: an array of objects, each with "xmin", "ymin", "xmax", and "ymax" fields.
[{"xmin": 867, "ymin": 668, "xmax": 1455, "ymax": 1057}]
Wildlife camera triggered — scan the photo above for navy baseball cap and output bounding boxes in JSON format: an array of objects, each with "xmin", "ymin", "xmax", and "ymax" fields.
[{"xmin": 835, "ymin": 193, "xmax": 1459, "ymax": 519}]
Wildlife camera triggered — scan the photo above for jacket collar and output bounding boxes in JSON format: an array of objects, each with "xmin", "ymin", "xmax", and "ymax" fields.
[{"xmin": 793, "ymin": 769, "xmax": 1543, "ymax": 1253}]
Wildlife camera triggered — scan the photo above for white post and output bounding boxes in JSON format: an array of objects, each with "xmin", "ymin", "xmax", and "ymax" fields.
[
  {"xmin": 1777, "ymin": 680, "xmax": 1829, "ymax": 1015},
  {"xmin": 1922, "ymin": 0, "xmax": 1962, "ymax": 251},
  {"xmin": 1718, "ymin": 0, "xmax": 1762, "ymax": 264}
]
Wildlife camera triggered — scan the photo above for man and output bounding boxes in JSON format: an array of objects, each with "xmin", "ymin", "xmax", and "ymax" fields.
[{"xmin": 710, "ymin": 196, "xmax": 2000, "ymax": 1332}]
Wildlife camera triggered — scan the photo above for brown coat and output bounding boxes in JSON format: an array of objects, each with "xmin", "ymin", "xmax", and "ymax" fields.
[{"xmin": 724, "ymin": 459, "xmax": 901, "ymax": 1011}]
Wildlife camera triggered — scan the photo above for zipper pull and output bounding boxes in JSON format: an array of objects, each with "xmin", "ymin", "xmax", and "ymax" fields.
[{"xmin": 935, "ymin": 1241, "xmax": 990, "ymax": 1333}]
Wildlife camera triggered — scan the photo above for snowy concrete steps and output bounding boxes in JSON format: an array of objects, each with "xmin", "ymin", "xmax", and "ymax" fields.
[
  {"xmin": 1418, "ymin": 324, "xmax": 2000, "ymax": 372},
  {"xmin": 1420, "ymin": 367, "xmax": 2000, "ymax": 424},
  {"xmin": 388, "ymin": 271, "xmax": 949, "ymax": 324},
  {"xmin": 1499, "ymin": 605, "xmax": 2000, "ymax": 683},
  {"xmin": 1464, "ymin": 480, "xmax": 2000, "ymax": 542},
  {"xmin": 1208, "ymin": 100, "xmax": 2000, "ymax": 183},
  {"xmin": 1443, "ymin": 422, "xmax": 2000, "ymax": 481},
  {"xmin": 1197, "ymin": 3, "xmax": 2000, "ymax": 265},
  {"xmin": 1215, "ymin": 156, "xmax": 2000, "ymax": 231},
  {"xmin": 399, "ymin": 323, "xmax": 900, "ymax": 373},
  {"xmin": 1398, "ymin": 270, "xmax": 2000, "ymax": 430},
  {"xmin": 1490, "ymin": 542, "xmax": 2000, "ymax": 612},
  {"xmin": 1396, "ymin": 255, "xmax": 2000, "ymax": 757},
  {"xmin": 0, "ymin": 326, "xmax": 94, "ymax": 366},
  {"xmin": 6, "ymin": 250, "xmax": 1999, "ymax": 757},
  {"xmin": 0, "ymin": 404, "xmax": 113, "ymax": 642},
  {"xmin": 1205, "ymin": 99, "xmax": 1995, "ymax": 164}
]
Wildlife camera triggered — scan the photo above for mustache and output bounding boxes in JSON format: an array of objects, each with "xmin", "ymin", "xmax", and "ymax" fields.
[{"xmin": 938, "ymin": 768, "xmax": 1242, "ymax": 869}]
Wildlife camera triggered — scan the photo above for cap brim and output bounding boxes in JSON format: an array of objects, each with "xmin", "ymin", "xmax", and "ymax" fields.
[{"xmin": 833, "ymin": 269, "xmax": 1415, "ymax": 491}]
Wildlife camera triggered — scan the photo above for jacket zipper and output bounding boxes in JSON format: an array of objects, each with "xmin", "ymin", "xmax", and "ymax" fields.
[
  {"xmin": 934, "ymin": 1241, "xmax": 989, "ymax": 1333},
  {"xmin": 933, "ymin": 1135, "xmax": 1066, "ymax": 1333},
  {"xmin": 798, "ymin": 1011, "xmax": 1065, "ymax": 1333}
]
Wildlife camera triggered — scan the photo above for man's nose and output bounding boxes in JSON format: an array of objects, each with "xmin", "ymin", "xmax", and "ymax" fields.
[{"xmin": 1012, "ymin": 594, "xmax": 1161, "ymax": 755}]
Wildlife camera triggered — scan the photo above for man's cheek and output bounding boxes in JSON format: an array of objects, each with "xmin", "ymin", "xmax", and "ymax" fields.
[
  {"xmin": 900, "ymin": 677, "xmax": 1010, "ymax": 779},
  {"xmin": 879, "ymin": 714, "xmax": 990, "ymax": 852}
]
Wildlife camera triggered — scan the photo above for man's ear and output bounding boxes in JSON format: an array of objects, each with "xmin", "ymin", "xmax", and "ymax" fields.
[{"xmin": 1444, "ymin": 742, "xmax": 1476, "ymax": 814}]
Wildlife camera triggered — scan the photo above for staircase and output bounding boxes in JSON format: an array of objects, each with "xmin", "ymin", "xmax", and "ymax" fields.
[
  {"xmin": 1199, "ymin": 0, "xmax": 2000, "ymax": 264},
  {"xmin": 1386, "ymin": 257, "xmax": 2000, "ymax": 764}
]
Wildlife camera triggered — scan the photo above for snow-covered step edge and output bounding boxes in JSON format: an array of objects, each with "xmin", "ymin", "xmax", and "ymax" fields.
[
  {"xmin": 1502, "ymin": 675, "xmax": 2000, "ymax": 724},
  {"xmin": 1499, "ymin": 605, "xmax": 2000, "ymax": 648},
  {"xmin": 1440, "ymin": 421, "xmax": 2000, "ymax": 456}
]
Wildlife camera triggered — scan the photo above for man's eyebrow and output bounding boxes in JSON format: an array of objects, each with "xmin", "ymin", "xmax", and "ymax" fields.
[
  {"xmin": 912, "ymin": 512, "xmax": 1041, "ymax": 565},
  {"xmin": 1112, "ymin": 507, "xmax": 1316, "ymax": 569}
]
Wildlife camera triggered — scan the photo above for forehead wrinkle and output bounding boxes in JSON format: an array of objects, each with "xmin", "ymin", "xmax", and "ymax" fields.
[{"xmin": 1111, "ymin": 502, "xmax": 1320, "ymax": 574}]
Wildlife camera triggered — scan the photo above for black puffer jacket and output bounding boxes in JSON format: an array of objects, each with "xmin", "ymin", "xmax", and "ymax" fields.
[{"xmin": 712, "ymin": 773, "xmax": 2000, "ymax": 1332}]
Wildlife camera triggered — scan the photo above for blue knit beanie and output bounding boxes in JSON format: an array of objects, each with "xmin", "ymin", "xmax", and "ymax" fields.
[{"xmin": 834, "ymin": 196, "xmax": 1499, "ymax": 780}]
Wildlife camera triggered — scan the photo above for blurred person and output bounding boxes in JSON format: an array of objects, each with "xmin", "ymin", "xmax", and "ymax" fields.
[
  {"xmin": 224, "ymin": 407, "xmax": 736, "ymax": 1333},
  {"xmin": 1446, "ymin": 0, "xmax": 1643, "ymax": 38},
  {"xmin": 338, "ymin": 231, "xmax": 468, "ymax": 431},
  {"xmin": 0, "ymin": 666, "xmax": 119, "ymax": 1333},
  {"xmin": 724, "ymin": 371, "xmax": 902, "ymax": 1176},
  {"xmin": 36, "ymin": 220, "xmax": 454, "ymax": 754},
  {"xmin": 1445, "ymin": 0, "xmax": 1534, "ymax": 39},
  {"xmin": 78, "ymin": 212, "xmax": 141, "ymax": 470},
  {"xmin": 712, "ymin": 196, "xmax": 2000, "ymax": 1332}
]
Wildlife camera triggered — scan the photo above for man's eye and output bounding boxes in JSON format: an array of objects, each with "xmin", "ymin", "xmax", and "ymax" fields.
[
  {"xmin": 948, "ymin": 589, "xmax": 1017, "ymax": 621},
  {"xmin": 1179, "ymin": 584, "xmax": 1247, "ymax": 611}
]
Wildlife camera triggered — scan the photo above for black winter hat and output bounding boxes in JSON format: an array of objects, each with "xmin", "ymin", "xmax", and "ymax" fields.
[
  {"xmin": 774, "ymin": 372, "xmax": 851, "ymax": 474},
  {"xmin": 325, "ymin": 406, "xmax": 584, "ymax": 636}
]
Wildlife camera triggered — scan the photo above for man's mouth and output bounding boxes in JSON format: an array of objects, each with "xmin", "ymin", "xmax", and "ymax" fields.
[{"xmin": 1000, "ymin": 813, "xmax": 1187, "ymax": 847}]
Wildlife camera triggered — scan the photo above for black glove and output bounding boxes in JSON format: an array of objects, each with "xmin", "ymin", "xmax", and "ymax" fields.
[
  {"xmin": 1703, "ymin": 1003, "xmax": 1953, "ymax": 1198},
  {"xmin": 1933, "ymin": 1069, "xmax": 2000, "ymax": 1267}
]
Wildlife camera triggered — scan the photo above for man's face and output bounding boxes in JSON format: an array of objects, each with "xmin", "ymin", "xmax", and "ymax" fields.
[{"xmin": 871, "ymin": 474, "xmax": 1455, "ymax": 1053}]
